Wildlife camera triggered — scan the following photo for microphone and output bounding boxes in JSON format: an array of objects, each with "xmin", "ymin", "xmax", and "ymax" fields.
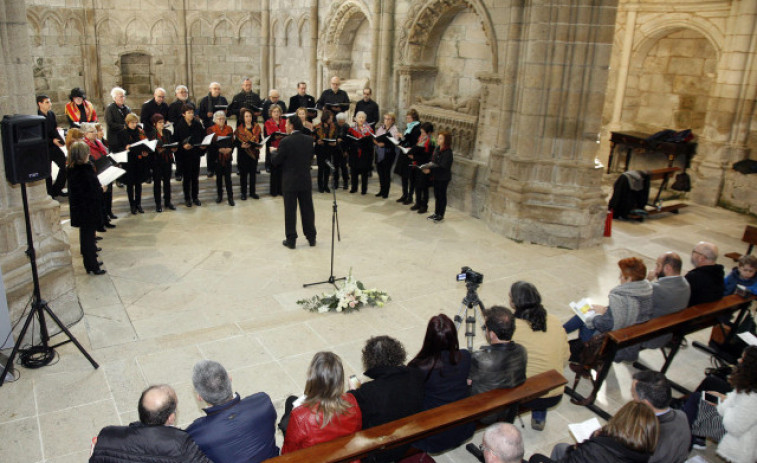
[{"xmin": 325, "ymin": 159, "xmax": 336, "ymax": 171}]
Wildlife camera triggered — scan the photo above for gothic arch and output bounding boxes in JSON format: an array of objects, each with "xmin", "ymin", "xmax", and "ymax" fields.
[
  {"xmin": 398, "ymin": 0, "xmax": 498, "ymax": 72},
  {"xmin": 635, "ymin": 16, "xmax": 724, "ymax": 63},
  {"xmin": 26, "ymin": 10, "xmax": 42, "ymax": 46},
  {"xmin": 40, "ymin": 12, "xmax": 64, "ymax": 46},
  {"xmin": 124, "ymin": 17, "xmax": 150, "ymax": 45},
  {"xmin": 320, "ymin": 0, "xmax": 371, "ymax": 72},
  {"xmin": 150, "ymin": 17, "xmax": 178, "ymax": 43},
  {"xmin": 237, "ymin": 15, "xmax": 261, "ymax": 39},
  {"xmin": 283, "ymin": 17, "xmax": 295, "ymax": 47},
  {"xmin": 96, "ymin": 17, "xmax": 121, "ymax": 45},
  {"xmin": 298, "ymin": 15, "xmax": 310, "ymax": 48}
]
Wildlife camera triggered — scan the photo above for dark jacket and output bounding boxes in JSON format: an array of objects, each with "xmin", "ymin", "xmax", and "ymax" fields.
[
  {"xmin": 431, "ymin": 147, "xmax": 453, "ymax": 182},
  {"xmin": 553, "ymin": 434, "xmax": 651, "ymax": 463},
  {"xmin": 229, "ymin": 90, "xmax": 262, "ymax": 118},
  {"xmin": 197, "ymin": 94, "xmax": 229, "ymax": 129},
  {"xmin": 167, "ymin": 99, "xmax": 194, "ymax": 124},
  {"xmin": 395, "ymin": 124, "xmax": 421, "ymax": 176},
  {"xmin": 39, "ymin": 109, "xmax": 64, "ymax": 152},
  {"xmin": 140, "ymin": 99, "xmax": 169, "ymax": 133},
  {"xmin": 470, "ymin": 342, "xmax": 527, "ymax": 395},
  {"xmin": 261, "ymin": 100, "xmax": 286, "ymax": 122},
  {"xmin": 355, "ymin": 99, "xmax": 380, "ymax": 126},
  {"xmin": 174, "ymin": 116, "xmax": 206, "ymax": 159},
  {"xmin": 685, "ymin": 264, "xmax": 725, "ymax": 306},
  {"xmin": 271, "ymin": 131, "xmax": 314, "ymax": 192},
  {"xmin": 350, "ymin": 366, "xmax": 425, "ymax": 463},
  {"xmin": 104, "ymin": 103, "xmax": 131, "ymax": 152},
  {"xmin": 287, "ymin": 94, "xmax": 316, "ymax": 113},
  {"xmin": 186, "ymin": 393, "xmax": 279, "ymax": 463},
  {"xmin": 90, "ymin": 422, "xmax": 211, "ymax": 463},
  {"xmin": 68, "ymin": 163, "xmax": 104, "ymax": 229},
  {"xmin": 315, "ymin": 88, "xmax": 350, "ymax": 110}
]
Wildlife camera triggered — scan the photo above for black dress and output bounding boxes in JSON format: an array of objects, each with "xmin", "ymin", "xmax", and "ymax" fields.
[
  {"xmin": 396, "ymin": 124, "xmax": 421, "ymax": 201},
  {"xmin": 174, "ymin": 116, "xmax": 206, "ymax": 204},
  {"xmin": 117, "ymin": 127, "xmax": 150, "ymax": 211},
  {"xmin": 68, "ymin": 163, "xmax": 104, "ymax": 272}
]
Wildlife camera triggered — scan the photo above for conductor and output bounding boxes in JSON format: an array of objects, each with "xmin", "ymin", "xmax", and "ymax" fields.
[{"xmin": 272, "ymin": 115, "xmax": 317, "ymax": 249}]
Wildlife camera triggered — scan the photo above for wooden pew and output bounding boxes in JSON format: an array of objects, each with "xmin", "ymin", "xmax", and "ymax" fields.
[
  {"xmin": 724, "ymin": 224, "xmax": 757, "ymax": 261},
  {"xmin": 565, "ymin": 294, "xmax": 754, "ymax": 419},
  {"xmin": 265, "ymin": 369, "xmax": 567, "ymax": 463}
]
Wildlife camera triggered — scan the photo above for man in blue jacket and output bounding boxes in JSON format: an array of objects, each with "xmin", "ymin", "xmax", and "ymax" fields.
[{"xmin": 186, "ymin": 360, "xmax": 279, "ymax": 463}]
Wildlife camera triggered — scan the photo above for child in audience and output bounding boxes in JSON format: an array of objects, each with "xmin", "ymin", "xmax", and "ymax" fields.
[{"xmin": 724, "ymin": 254, "xmax": 757, "ymax": 296}]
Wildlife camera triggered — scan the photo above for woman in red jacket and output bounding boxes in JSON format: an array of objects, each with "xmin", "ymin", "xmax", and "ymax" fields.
[{"xmin": 282, "ymin": 351, "xmax": 362, "ymax": 456}]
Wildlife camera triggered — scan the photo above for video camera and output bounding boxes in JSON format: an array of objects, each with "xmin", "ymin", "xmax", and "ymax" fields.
[{"xmin": 456, "ymin": 266, "xmax": 483, "ymax": 285}]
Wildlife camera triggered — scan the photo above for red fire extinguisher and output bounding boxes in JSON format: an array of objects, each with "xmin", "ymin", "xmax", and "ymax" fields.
[{"xmin": 604, "ymin": 210, "xmax": 613, "ymax": 237}]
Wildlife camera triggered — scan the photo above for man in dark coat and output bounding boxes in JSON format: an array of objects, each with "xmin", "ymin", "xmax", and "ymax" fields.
[
  {"xmin": 349, "ymin": 336, "xmax": 425, "ymax": 463},
  {"xmin": 186, "ymin": 360, "xmax": 279, "ymax": 463},
  {"xmin": 287, "ymin": 81, "xmax": 316, "ymax": 115},
  {"xmin": 228, "ymin": 77, "xmax": 262, "ymax": 119},
  {"xmin": 685, "ymin": 241, "xmax": 725, "ymax": 306},
  {"xmin": 37, "ymin": 94, "xmax": 67, "ymax": 198},
  {"xmin": 167, "ymin": 85, "xmax": 194, "ymax": 124},
  {"xmin": 469, "ymin": 306, "xmax": 527, "ymax": 424},
  {"xmin": 261, "ymin": 89, "xmax": 287, "ymax": 122},
  {"xmin": 140, "ymin": 87, "xmax": 169, "ymax": 136},
  {"xmin": 354, "ymin": 87, "xmax": 380, "ymax": 127},
  {"xmin": 197, "ymin": 82, "xmax": 228, "ymax": 129},
  {"xmin": 271, "ymin": 115, "xmax": 316, "ymax": 249},
  {"xmin": 90, "ymin": 384, "xmax": 211, "ymax": 463},
  {"xmin": 315, "ymin": 76, "xmax": 350, "ymax": 113}
]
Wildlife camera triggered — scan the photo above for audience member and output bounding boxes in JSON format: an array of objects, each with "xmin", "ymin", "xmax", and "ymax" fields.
[
  {"xmin": 510, "ymin": 282, "xmax": 569, "ymax": 430},
  {"xmin": 529, "ymin": 401, "xmax": 658, "ymax": 463},
  {"xmin": 685, "ymin": 241, "xmax": 725, "ymax": 306},
  {"xmin": 90, "ymin": 384, "xmax": 211, "ymax": 462},
  {"xmin": 349, "ymin": 335, "xmax": 425, "ymax": 463},
  {"xmin": 724, "ymin": 254, "xmax": 757, "ymax": 296},
  {"xmin": 477, "ymin": 423, "xmax": 526, "ymax": 463},
  {"xmin": 631, "ymin": 371, "xmax": 689, "ymax": 463},
  {"xmin": 186, "ymin": 360, "xmax": 279, "ymax": 463},
  {"xmin": 281, "ymin": 352, "xmax": 362, "ymax": 456},
  {"xmin": 642, "ymin": 252, "xmax": 691, "ymax": 349},
  {"xmin": 469, "ymin": 305, "xmax": 527, "ymax": 424},
  {"xmin": 408, "ymin": 314, "xmax": 475, "ymax": 453}
]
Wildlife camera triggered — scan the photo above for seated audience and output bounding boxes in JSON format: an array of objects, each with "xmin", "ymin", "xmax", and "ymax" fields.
[
  {"xmin": 685, "ymin": 241, "xmax": 725, "ymax": 306},
  {"xmin": 724, "ymin": 254, "xmax": 757, "ymax": 296},
  {"xmin": 469, "ymin": 306, "xmax": 527, "ymax": 424},
  {"xmin": 564, "ymin": 257, "xmax": 653, "ymax": 344},
  {"xmin": 90, "ymin": 384, "xmax": 211, "ymax": 462},
  {"xmin": 186, "ymin": 360, "xmax": 279, "ymax": 463},
  {"xmin": 510, "ymin": 282, "xmax": 568, "ymax": 430},
  {"xmin": 281, "ymin": 351, "xmax": 362, "ymax": 455},
  {"xmin": 684, "ymin": 346, "xmax": 757, "ymax": 463},
  {"xmin": 529, "ymin": 401, "xmax": 658, "ymax": 463},
  {"xmin": 478, "ymin": 423, "xmax": 526, "ymax": 463},
  {"xmin": 409, "ymin": 314, "xmax": 475, "ymax": 453},
  {"xmin": 631, "ymin": 371, "xmax": 690, "ymax": 463},
  {"xmin": 349, "ymin": 335, "xmax": 425, "ymax": 463},
  {"xmin": 642, "ymin": 252, "xmax": 691, "ymax": 349}
]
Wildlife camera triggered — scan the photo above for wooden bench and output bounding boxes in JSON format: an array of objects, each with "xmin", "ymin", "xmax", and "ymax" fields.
[
  {"xmin": 265, "ymin": 369, "xmax": 567, "ymax": 463},
  {"xmin": 724, "ymin": 225, "xmax": 757, "ymax": 262},
  {"xmin": 565, "ymin": 294, "xmax": 754, "ymax": 419},
  {"xmin": 627, "ymin": 167, "xmax": 687, "ymax": 220}
]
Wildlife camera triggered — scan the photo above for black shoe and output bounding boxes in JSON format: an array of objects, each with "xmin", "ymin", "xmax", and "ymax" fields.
[
  {"xmin": 186, "ymin": 200, "xmax": 192, "ymax": 208},
  {"xmin": 427, "ymin": 214, "xmax": 438, "ymax": 220},
  {"xmin": 361, "ymin": 191, "xmax": 367, "ymax": 195},
  {"xmin": 410, "ymin": 204, "xmax": 420, "ymax": 211},
  {"xmin": 324, "ymin": 187, "xmax": 330, "ymax": 193},
  {"xmin": 349, "ymin": 189, "xmax": 357, "ymax": 194},
  {"xmin": 241, "ymin": 193, "xmax": 247, "ymax": 201},
  {"xmin": 165, "ymin": 203, "xmax": 176, "ymax": 211},
  {"xmin": 308, "ymin": 238, "xmax": 316, "ymax": 247},
  {"xmin": 403, "ymin": 198, "xmax": 414, "ymax": 205},
  {"xmin": 108, "ymin": 213, "xmax": 118, "ymax": 220},
  {"xmin": 216, "ymin": 196, "xmax": 223, "ymax": 204},
  {"xmin": 55, "ymin": 191, "xmax": 69, "ymax": 198},
  {"xmin": 136, "ymin": 205, "xmax": 144, "ymax": 214},
  {"xmin": 96, "ymin": 247, "xmax": 102, "ymax": 252},
  {"xmin": 104, "ymin": 222, "xmax": 116, "ymax": 228},
  {"xmin": 282, "ymin": 240, "xmax": 295, "ymax": 249},
  {"xmin": 396, "ymin": 196, "xmax": 406, "ymax": 203},
  {"xmin": 382, "ymin": 194, "xmax": 389, "ymax": 199},
  {"xmin": 433, "ymin": 216, "xmax": 444, "ymax": 223},
  {"xmin": 87, "ymin": 269, "xmax": 107, "ymax": 276},
  {"xmin": 343, "ymin": 185, "xmax": 348, "ymax": 190},
  {"xmin": 375, "ymin": 192, "xmax": 383, "ymax": 197},
  {"xmin": 156, "ymin": 205, "xmax": 163, "ymax": 213},
  {"xmin": 131, "ymin": 207, "xmax": 137, "ymax": 215},
  {"xmin": 193, "ymin": 199, "xmax": 201, "ymax": 206},
  {"xmin": 97, "ymin": 227, "xmax": 106, "ymax": 233},
  {"xmin": 175, "ymin": 175, "xmax": 182, "ymax": 182},
  {"xmin": 228, "ymin": 199, "xmax": 235, "ymax": 206},
  {"xmin": 251, "ymin": 193, "xmax": 259, "ymax": 200},
  {"xmin": 417, "ymin": 207, "xmax": 428, "ymax": 214},
  {"xmin": 97, "ymin": 260, "xmax": 104, "ymax": 266},
  {"xmin": 318, "ymin": 188, "xmax": 324, "ymax": 193},
  {"xmin": 95, "ymin": 236, "xmax": 103, "ymax": 241}
]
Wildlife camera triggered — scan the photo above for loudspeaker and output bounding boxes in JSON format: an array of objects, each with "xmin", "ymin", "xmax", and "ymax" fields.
[{"xmin": 2, "ymin": 114, "xmax": 50, "ymax": 184}]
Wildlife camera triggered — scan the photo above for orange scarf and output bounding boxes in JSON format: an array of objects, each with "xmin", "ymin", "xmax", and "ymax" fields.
[
  {"xmin": 234, "ymin": 124, "xmax": 261, "ymax": 159},
  {"xmin": 65, "ymin": 100, "xmax": 97, "ymax": 122}
]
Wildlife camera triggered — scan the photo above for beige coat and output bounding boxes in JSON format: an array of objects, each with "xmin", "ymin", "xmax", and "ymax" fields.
[{"xmin": 512, "ymin": 314, "xmax": 569, "ymax": 398}]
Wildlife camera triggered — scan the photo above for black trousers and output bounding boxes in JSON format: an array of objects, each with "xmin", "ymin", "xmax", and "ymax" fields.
[
  {"xmin": 332, "ymin": 152, "xmax": 349, "ymax": 188},
  {"xmin": 153, "ymin": 160, "xmax": 172, "ymax": 205},
  {"xmin": 215, "ymin": 162, "xmax": 233, "ymax": 199},
  {"xmin": 350, "ymin": 167, "xmax": 369, "ymax": 194},
  {"xmin": 183, "ymin": 154, "xmax": 201, "ymax": 201},
  {"xmin": 283, "ymin": 189, "xmax": 316, "ymax": 242},
  {"xmin": 433, "ymin": 179, "xmax": 450, "ymax": 217},
  {"xmin": 206, "ymin": 150, "xmax": 217, "ymax": 175},
  {"xmin": 126, "ymin": 158, "xmax": 144, "ymax": 207},
  {"xmin": 414, "ymin": 171, "xmax": 429, "ymax": 208},
  {"xmin": 101, "ymin": 184, "xmax": 113, "ymax": 217},
  {"xmin": 376, "ymin": 152, "xmax": 395, "ymax": 197},
  {"xmin": 238, "ymin": 155, "xmax": 258, "ymax": 195},
  {"xmin": 269, "ymin": 165, "xmax": 283, "ymax": 196},
  {"xmin": 316, "ymin": 153, "xmax": 331, "ymax": 191},
  {"xmin": 79, "ymin": 224, "xmax": 99, "ymax": 271},
  {"xmin": 46, "ymin": 148, "xmax": 67, "ymax": 196},
  {"xmin": 174, "ymin": 152, "xmax": 184, "ymax": 178}
]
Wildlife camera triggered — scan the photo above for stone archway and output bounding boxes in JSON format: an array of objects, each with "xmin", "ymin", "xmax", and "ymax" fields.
[{"xmin": 320, "ymin": 0, "xmax": 372, "ymax": 81}]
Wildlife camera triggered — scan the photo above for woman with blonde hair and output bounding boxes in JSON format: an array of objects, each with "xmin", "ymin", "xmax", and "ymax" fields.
[
  {"xmin": 282, "ymin": 351, "xmax": 362, "ymax": 455},
  {"xmin": 67, "ymin": 141, "xmax": 106, "ymax": 275}
]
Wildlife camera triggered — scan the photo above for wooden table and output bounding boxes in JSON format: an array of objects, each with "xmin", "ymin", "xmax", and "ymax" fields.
[{"xmin": 608, "ymin": 131, "xmax": 697, "ymax": 174}]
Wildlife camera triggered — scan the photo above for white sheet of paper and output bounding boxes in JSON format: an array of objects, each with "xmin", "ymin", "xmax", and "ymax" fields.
[
  {"xmin": 398, "ymin": 145, "xmax": 411, "ymax": 154},
  {"xmin": 258, "ymin": 134, "xmax": 271, "ymax": 146},
  {"xmin": 569, "ymin": 298, "xmax": 595, "ymax": 322},
  {"xmin": 50, "ymin": 160, "xmax": 59, "ymax": 181},
  {"xmin": 111, "ymin": 150, "xmax": 128, "ymax": 163},
  {"xmin": 568, "ymin": 417, "xmax": 601, "ymax": 443},
  {"xmin": 130, "ymin": 139, "xmax": 158, "ymax": 151},
  {"xmin": 200, "ymin": 133, "xmax": 214, "ymax": 146},
  {"xmin": 737, "ymin": 331, "xmax": 757, "ymax": 346},
  {"xmin": 97, "ymin": 166, "xmax": 126, "ymax": 186}
]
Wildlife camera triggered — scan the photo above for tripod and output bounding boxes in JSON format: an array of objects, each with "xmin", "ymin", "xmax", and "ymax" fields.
[
  {"xmin": 0, "ymin": 183, "xmax": 99, "ymax": 387},
  {"xmin": 453, "ymin": 279, "xmax": 487, "ymax": 351},
  {"xmin": 304, "ymin": 161, "xmax": 345, "ymax": 289}
]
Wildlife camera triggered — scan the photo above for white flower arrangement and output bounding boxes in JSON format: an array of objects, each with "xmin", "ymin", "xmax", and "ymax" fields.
[{"xmin": 297, "ymin": 269, "xmax": 390, "ymax": 314}]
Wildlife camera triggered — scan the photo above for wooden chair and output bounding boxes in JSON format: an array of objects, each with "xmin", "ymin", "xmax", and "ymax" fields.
[{"xmin": 724, "ymin": 225, "xmax": 757, "ymax": 261}]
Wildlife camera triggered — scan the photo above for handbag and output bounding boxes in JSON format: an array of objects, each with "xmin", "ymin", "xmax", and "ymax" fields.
[
  {"xmin": 691, "ymin": 398, "xmax": 726, "ymax": 442},
  {"xmin": 671, "ymin": 172, "xmax": 691, "ymax": 191}
]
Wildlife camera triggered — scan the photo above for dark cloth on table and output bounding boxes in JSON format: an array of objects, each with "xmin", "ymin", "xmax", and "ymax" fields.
[
  {"xmin": 685, "ymin": 264, "xmax": 725, "ymax": 307},
  {"xmin": 608, "ymin": 170, "xmax": 651, "ymax": 219},
  {"xmin": 90, "ymin": 422, "xmax": 211, "ymax": 463}
]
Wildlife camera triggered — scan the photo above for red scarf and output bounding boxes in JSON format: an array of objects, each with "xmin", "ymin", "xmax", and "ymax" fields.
[{"xmin": 65, "ymin": 100, "xmax": 97, "ymax": 123}]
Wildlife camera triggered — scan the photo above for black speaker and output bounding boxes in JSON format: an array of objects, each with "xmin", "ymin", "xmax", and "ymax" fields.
[{"xmin": 2, "ymin": 114, "xmax": 50, "ymax": 185}]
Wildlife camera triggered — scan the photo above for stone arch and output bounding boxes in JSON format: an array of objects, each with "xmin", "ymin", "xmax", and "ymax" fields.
[
  {"xmin": 398, "ymin": 0, "xmax": 497, "ymax": 72},
  {"xmin": 283, "ymin": 17, "xmax": 295, "ymax": 47},
  {"xmin": 237, "ymin": 15, "xmax": 261, "ymax": 40},
  {"xmin": 320, "ymin": 0, "xmax": 372, "ymax": 79},
  {"xmin": 26, "ymin": 10, "xmax": 42, "ymax": 47},
  {"xmin": 150, "ymin": 17, "xmax": 178, "ymax": 44},
  {"xmin": 63, "ymin": 16, "xmax": 84, "ymax": 46},
  {"xmin": 96, "ymin": 17, "xmax": 121, "ymax": 46},
  {"xmin": 213, "ymin": 17, "xmax": 234, "ymax": 45},
  {"xmin": 297, "ymin": 15, "xmax": 310, "ymax": 48},
  {"xmin": 124, "ymin": 17, "xmax": 150, "ymax": 45},
  {"xmin": 635, "ymin": 17, "xmax": 724, "ymax": 61},
  {"xmin": 40, "ymin": 12, "xmax": 64, "ymax": 46}
]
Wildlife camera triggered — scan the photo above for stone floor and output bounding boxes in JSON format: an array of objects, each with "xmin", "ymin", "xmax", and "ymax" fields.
[{"xmin": 1, "ymin": 174, "xmax": 755, "ymax": 463}]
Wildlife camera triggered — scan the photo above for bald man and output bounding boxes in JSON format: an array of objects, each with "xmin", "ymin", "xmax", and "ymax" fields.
[
  {"xmin": 140, "ymin": 87, "xmax": 169, "ymax": 135},
  {"xmin": 90, "ymin": 385, "xmax": 211, "ymax": 463},
  {"xmin": 685, "ymin": 241, "xmax": 725, "ymax": 306},
  {"xmin": 261, "ymin": 88, "xmax": 286, "ymax": 122},
  {"xmin": 315, "ymin": 76, "xmax": 350, "ymax": 113},
  {"xmin": 468, "ymin": 423, "xmax": 525, "ymax": 463}
]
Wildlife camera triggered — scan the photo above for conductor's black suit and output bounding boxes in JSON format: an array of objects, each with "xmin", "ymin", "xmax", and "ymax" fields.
[{"xmin": 271, "ymin": 130, "xmax": 317, "ymax": 245}]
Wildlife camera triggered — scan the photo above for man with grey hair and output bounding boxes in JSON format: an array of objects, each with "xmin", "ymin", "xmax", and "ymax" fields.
[
  {"xmin": 229, "ymin": 77, "xmax": 262, "ymax": 119},
  {"xmin": 140, "ymin": 87, "xmax": 168, "ymax": 135},
  {"xmin": 104, "ymin": 86, "xmax": 131, "ymax": 153},
  {"xmin": 167, "ymin": 85, "xmax": 194, "ymax": 181},
  {"xmin": 261, "ymin": 88, "xmax": 286, "ymax": 122},
  {"xmin": 685, "ymin": 241, "xmax": 725, "ymax": 306},
  {"xmin": 468, "ymin": 423, "xmax": 525, "ymax": 463},
  {"xmin": 186, "ymin": 360, "xmax": 279, "ymax": 463},
  {"xmin": 198, "ymin": 82, "xmax": 228, "ymax": 130}
]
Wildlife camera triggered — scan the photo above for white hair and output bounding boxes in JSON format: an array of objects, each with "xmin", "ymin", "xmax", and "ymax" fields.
[
  {"xmin": 154, "ymin": 87, "xmax": 166, "ymax": 96},
  {"xmin": 269, "ymin": 89, "xmax": 280, "ymax": 98},
  {"xmin": 175, "ymin": 85, "xmax": 188, "ymax": 94},
  {"xmin": 212, "ymin": 110, "xmax": 227, "ymax": 123},
  {"xmin": 355, "ymin": 111, "xmax": 367, "ymax": 120},
  {"xmin": 110, "ymin": 87, "xmax": 126, "ymax": 100},
  {"xmin": 209, "ymin": 82, "xmax": 220, "ymax": 89},
  {"xmin": 483, "ymin": 423, "xmax": 524, "ymax": 463},
  {"xmin": 336, "ymin": 112, "xmax": 347, "ymax": 122},
  {"xmin": 80, "ymin": 122, "xmax": 97, "ymax": 133}
]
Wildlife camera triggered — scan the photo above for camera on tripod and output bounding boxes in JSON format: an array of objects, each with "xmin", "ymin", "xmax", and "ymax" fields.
[{"xmin": 456, "ymin": 266, "xmax": 483, "ymax": 285}]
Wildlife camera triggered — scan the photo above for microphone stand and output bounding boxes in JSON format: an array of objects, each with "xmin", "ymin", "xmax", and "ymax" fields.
[{"xmin": 304, "ymin": 159, "xmax": 345, "ymax": 289}]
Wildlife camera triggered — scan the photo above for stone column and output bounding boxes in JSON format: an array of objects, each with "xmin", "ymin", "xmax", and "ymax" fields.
[
  {"xmin": 178, "ymin": 0, "xmax": 189, "ymax": 91},
  {"xmin": 369, "ymin": 0, "xmax": 380, "ymax": 89},
  {"xmin": 378, "ymin": 0, "xmax": 394, "ymax": 112},
  {"xmin": 83, "ymin": 0, "xmax": 102, "ymax": 104},
  {"xmin": 260, "ymin": 0, "xmax": 270, "ymax": 94},
  {"xmin": 310, "ymin": 1, "xmax": 318, "ymax": 90},
  {"xmin": 690, "ymin": 1, "xmax": 757, "ymax": 206},
  {"xmin": 0, "ymin": 0, "xmax": 80, "ymax": 340}
]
